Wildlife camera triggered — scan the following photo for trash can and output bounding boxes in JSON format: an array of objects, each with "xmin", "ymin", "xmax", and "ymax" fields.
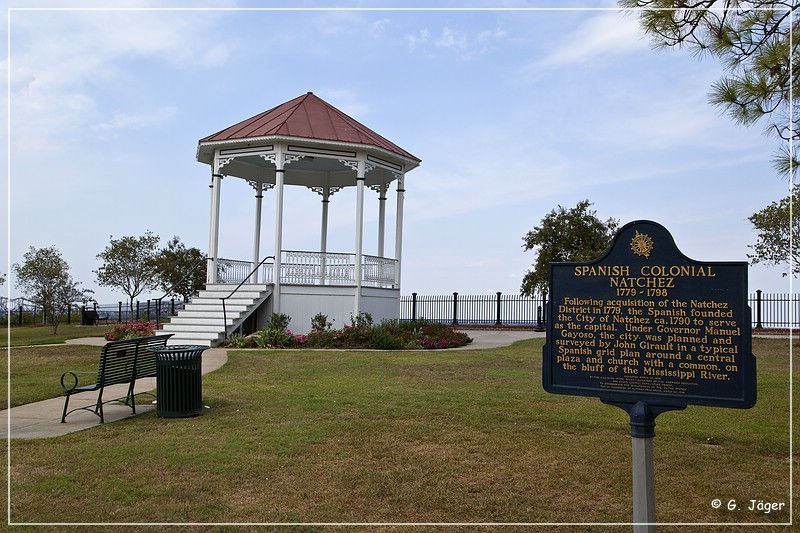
[{"xmin": 148, "ymin": 345, "xmax": 208, "ymax": 418}]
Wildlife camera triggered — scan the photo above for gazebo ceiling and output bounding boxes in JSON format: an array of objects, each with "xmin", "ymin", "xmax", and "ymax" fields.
[{"xmin": 196, "ymin": 92, "xmax": 420, "ymax": 187}]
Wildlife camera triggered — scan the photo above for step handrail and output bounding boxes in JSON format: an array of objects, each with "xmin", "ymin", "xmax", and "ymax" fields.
[
  {"xmin": 221, "ymin": 256, "xmax": 275, "ymax": 340},
  {"xmin": 154, "ymin": 256, "xmax": 213, "ymax": 328}
]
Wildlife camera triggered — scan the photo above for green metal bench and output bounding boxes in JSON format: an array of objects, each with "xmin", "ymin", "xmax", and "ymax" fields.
[{"xmin": 60, "ymin": 334, "xmax": 173, "ymax": 423}]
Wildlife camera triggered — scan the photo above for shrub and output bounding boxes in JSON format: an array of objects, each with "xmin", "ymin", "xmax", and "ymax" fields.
[
  {"xmin": 269, "ymin": 312, "xmax": 292, "ymax": 330},
  {"xmin": 254, "ymin": 327, "xmax": 295, "ymax": 349},
  {"xmin": 225, "ymin": 333, "xmax": 255, "ymax": 348},
  {"xmin": 367, "ymin": 326, "xmax": 404, "ymax": 350},
  {"xmin": 311, "ymin": 313, "xmax": 332, "ymax": 332}
]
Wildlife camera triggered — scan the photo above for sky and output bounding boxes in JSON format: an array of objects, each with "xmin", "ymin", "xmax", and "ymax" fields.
[{"xmin": 2, "ymin": 1, "xmax": 795, "ymax": 306}]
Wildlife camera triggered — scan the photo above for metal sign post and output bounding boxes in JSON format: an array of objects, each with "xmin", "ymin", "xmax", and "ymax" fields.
[{"xmin": 606, "ymin": 400, "xmax": 684, "ymax": 532}]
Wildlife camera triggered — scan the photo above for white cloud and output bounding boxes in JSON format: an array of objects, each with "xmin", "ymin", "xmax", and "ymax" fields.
[
  {"xmin": 320, "ymin": 89, "xmax": 371, "ymax": 119},
  {"xmin": 90, "ymin": 107, "xmax": 177, "ymax": 138},
  {"xmin": 435, "ymin": 27, "xmax": 468, "ymax": 51},
  {"xmin": 406, "ymin": 24, "xmax": 507, "ymax": 59},
  {"xmin": 9, "ymin": 9, "xmax": 235, "ymax": 154},
  {"xmin": 405, "ymin": 29, "xmax": 431, "ymax": 52},
  {"xmin": 536, "ymin": 11, "xmax": 648, "ymax": 68}
]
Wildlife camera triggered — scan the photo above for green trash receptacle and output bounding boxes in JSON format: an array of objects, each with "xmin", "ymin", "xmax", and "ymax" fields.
[{"xmin": 148, "ymin": 345, "xmax": 208, "ymax": 418}]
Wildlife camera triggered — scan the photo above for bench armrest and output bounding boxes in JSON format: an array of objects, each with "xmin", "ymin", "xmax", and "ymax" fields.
[{"xmin": 60, "ymin": 371, "xmax": 97, "ymax": 392}]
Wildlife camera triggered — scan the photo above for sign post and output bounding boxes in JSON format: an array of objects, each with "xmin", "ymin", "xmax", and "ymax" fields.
[{"xmin": 542, "ymin": 220, "xmax": 756, "ymax": 530}]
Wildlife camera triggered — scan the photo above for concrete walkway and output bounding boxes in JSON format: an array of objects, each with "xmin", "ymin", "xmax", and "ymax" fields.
[
  {"xmin": 3, "ymin": 330, "xmax": 542, "ymax": 440},
  {"xmin": 453, "ymin": 328, "xmax": 544, "ymax": 349}
]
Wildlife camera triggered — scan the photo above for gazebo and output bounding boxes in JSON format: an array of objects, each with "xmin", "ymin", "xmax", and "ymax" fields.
[{"xmin": 162, "ymin": 92, "xmax": 421, "ymax": 345}]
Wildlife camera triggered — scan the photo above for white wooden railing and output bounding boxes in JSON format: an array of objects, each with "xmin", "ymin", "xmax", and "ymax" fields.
[{"xmin": 216, "ymin": 251, "xmax": 398, "ymax": 288}]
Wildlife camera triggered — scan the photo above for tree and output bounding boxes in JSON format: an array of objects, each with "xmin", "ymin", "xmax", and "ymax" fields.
[
  {"xmin": 521, "ymin": 200, "xmax": 619, "ymax": 297},
  {"xmin": 153, "ymin": 236, "xmax": 207, "ymax": 303},
  {"xmin": 747, "ymin": 185, "xmax": 799, "ymax": 276},
  {"xmin": 95, "ymin": 231, "xmax": 161, "ymax": 313},
  {"xmin": 13, "ymin": 246, "xmax": 91, "ymax": 334},
  {"xmin": 619, "ymin": 0, "xmax": 799, "ymax": 174}
]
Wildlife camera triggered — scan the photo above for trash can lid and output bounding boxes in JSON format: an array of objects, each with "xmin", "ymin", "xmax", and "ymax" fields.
[{"xmin": 147, "ymin": 345, "xmax": 209, "ymax": 355}]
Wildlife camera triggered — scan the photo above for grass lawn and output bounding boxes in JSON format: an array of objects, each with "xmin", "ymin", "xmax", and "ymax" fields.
[
  {"xmin": 2, "ymin": 344, "xmax": 102, "ymax": 409},
  {"xmin": 3, "ymin": 324, "xmax": 108, "ymax": 348},
  {"xmin": 3, "ymin": 337, "xmax": 796, "ymax": 530}
]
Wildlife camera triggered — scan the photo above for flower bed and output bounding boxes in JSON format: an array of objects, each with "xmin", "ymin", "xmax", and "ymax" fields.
[
  {"xmin": 104, "ymin": 320, "xmax": 157, "ymax": 341},
  {"xmin": 224, "ymin": 314, "xmax": 472, "ymax": 350}
]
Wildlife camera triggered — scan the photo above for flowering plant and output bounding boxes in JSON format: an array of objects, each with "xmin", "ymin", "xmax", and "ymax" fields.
[{"xmin": 104, "ymin": 320, "xmax": 157, "ymax": 341}]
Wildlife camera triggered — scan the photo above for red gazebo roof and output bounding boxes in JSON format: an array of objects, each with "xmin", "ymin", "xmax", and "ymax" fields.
[{"xmin": 199, "ymin": 92, "xmax": 420, "ymax": 163}]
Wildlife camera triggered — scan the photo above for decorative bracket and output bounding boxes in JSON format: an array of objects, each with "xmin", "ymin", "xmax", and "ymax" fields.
[
  {"xmin": 339, "ymin": 159, "xmax": 359, "ymax": 172},
  {"xmin": 217, "ymin": 157, "xmax": 234, "ymax": 170},
  {"xmin": 284, "ymin": 154, "xmax": 303, "ymax": 166},
  {"xmin": 309, "ymin": 186, "xmax": 343, "ymax": 197},
  {"xmin": 247, "ymin": 181, "xmax": 274, "ymax": 193}
]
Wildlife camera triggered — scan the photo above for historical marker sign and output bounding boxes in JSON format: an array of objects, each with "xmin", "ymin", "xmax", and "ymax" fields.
[{"xmin": 543, "ymin": 220, "xmax": 756, "ymax": 410}]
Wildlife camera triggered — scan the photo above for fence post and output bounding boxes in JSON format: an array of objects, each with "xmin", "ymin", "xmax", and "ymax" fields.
[
  {"xmin": 146, "ymin": 300, "xmax": 151, "ymax": 321},
  {"xmin": 171, "ymin": 298, "xmax": 175, "ymax": 316},
  {"xmin": 452, "ymin": 292, "xmax": 459, "ymax": 326},
  {"xmin": 136, "ymin": 300, "xmax": 140, "ymax": 321},
  {"xmin": 755, "ymin": 289, "xmax": 763, "ymax": 329},
  {"xmin": 496, "ymin": 292, "xmax": 502, "ymax": 326},
  {"xmin": 118, "ymin": 302, "xmax": 122, "ymax": 323},
  {"xmin": 412, "ymin": 292, "xmax": 417, "ymax": 321}
]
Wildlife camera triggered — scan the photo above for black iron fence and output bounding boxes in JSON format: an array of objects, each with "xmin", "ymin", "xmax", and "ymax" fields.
[
  {"xmin": 401, "ymin": 292, "xmax": 547, "ymax": 328},
  {"xmin": 1, "ymin": 297, "xmax": 185, "ymax": 326},
  {"xmin": 400, "ymin": 290, "xmax": 799, "ymax": 330},
  {"xmin": 2, "ymin": 290, "xmax": 797, "ymax": 329},
  {"xmin": 750, "ymin": 290, "xmax": 799, "ymax": 329}
]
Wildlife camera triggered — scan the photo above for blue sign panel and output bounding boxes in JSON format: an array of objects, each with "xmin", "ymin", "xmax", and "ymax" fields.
[{"xmin": 543, "ymin": 220, "xmax": 756, "ymax": 410}]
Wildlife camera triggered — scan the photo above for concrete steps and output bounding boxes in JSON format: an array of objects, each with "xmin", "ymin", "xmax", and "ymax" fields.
[{"xmin": 160, "ymin": 283, "xmax": 272, "ymax": 347}]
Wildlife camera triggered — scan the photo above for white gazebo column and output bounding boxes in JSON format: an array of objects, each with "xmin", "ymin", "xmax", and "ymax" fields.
[
  {"xmin": 206, "ymin": 155, "xmax": 224, "ymax": 284},
  {"xmin": 272, "ymin": 149, "xmax": 286, "ymax": 312},
  {"xmin": 354, "ymin": 160, "xmax": 366, "ymax": 315},
  {"xmin": 320, "ymin": 173, "xmax": 331, "ymax": 254},
  {"xmin": 377, "ymin": 182, "xmax": 387, "ymax": 258},
  {"xmin": 320, "ymin": 179, "xmax": 330, "ymax": 286},
  {"xmin": 250, "ymin": 181, "xmax": 265, "ymax": 283},
  {"xmin": 394, "ymin": 172, "xmax": 405, "ymax": 288}
]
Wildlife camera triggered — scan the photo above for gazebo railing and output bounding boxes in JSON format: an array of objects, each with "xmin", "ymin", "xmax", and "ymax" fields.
[
  {"xmin": 216, "ymin": 258, "xmax": 254, "ymax": 284},
  {"xmin": 216, "ymin": 251, "xmax": 398, "ymax": 288}
]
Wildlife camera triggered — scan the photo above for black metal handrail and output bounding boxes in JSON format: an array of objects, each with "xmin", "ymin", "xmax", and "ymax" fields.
[
  {"xmin": 154, "ymin": 256, "xmax": 213, "ymax": 328},
  {"xmin": 221, "ymin": 256, "xmax": 275, "ymax": 340}
]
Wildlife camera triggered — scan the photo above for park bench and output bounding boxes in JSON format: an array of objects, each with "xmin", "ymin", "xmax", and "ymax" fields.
[
  {"xmin": 60, "ymin": 334, "xmax": 173, "ymax": 423},
  {"xmin": 82, "ymin": 309, "xmax": 110, "ymax": 326}
]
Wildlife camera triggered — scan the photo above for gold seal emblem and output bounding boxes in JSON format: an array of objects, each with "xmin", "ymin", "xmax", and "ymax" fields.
[{"xmin": 630, "ymin": 230, "xmax": 654, "ymax": 258}]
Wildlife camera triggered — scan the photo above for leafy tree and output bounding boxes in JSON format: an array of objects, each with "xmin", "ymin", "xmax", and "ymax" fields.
[
  {"xmin": 95, "ymin": 231, "xmax": 161, "ymax": 313},
  {"xmin": 521, "ymin": 200, "xmax": 619, "ymax": 297},
  {"xmin": 747, "ymin": 185, "xmax": 799, "ymax": 276},
  {"xmin": 153, "ymin": 236, "xmax": 207, "ymax": 302},
  {"xmin": 12, "ymin": 246, "xmax": 91, "ymax": 334},
  {"xmin": 619, "ymin": 0, "xmax": 799, "ymax": 175}
]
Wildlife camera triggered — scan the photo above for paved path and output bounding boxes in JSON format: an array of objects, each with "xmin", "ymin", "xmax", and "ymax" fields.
[
  {"xmin": 453, "ymin": 329, "xmax": 544, "ymax": 349},
  {"xmin": 3, "ymin": 330, "xmax": 542, "ymax": 440}
]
